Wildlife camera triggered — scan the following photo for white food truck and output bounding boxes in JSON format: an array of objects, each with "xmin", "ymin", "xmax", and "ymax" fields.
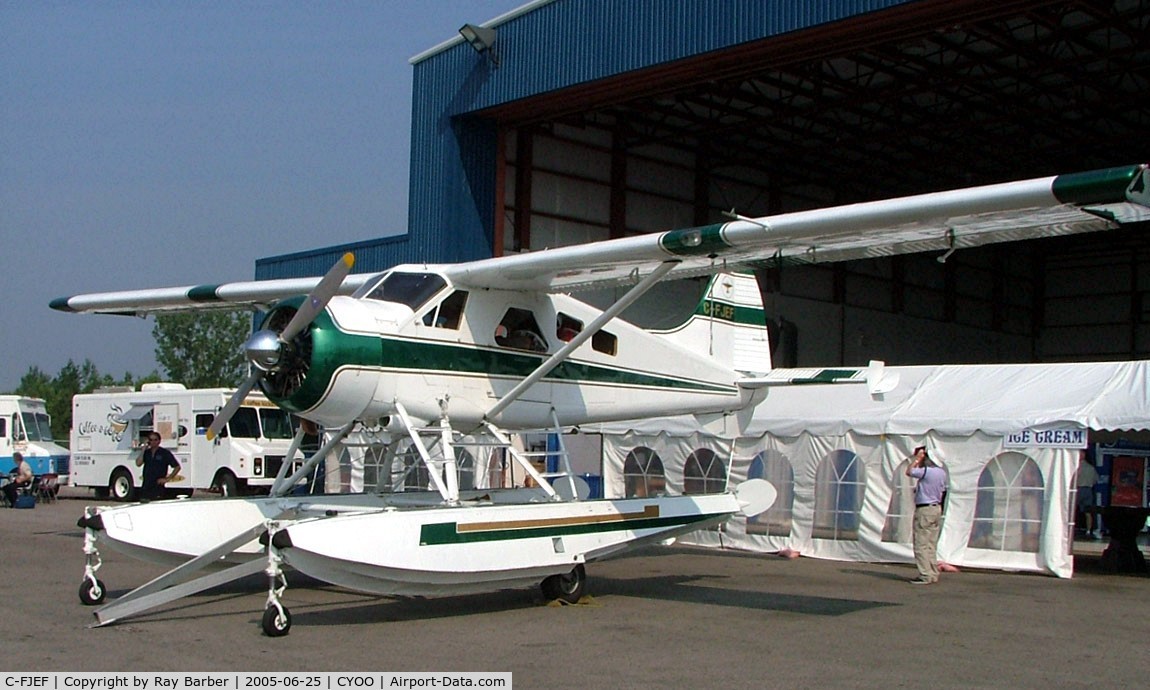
[
  {"xmin": 69, "ymin": 383, "xmax": 302, "ymax": 500},
  {"xmin": 1, "ymin": 395, "xmax": 70, "ymax": 479}
]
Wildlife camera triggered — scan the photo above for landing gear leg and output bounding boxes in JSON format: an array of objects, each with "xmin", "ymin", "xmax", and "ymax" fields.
[
  {"xmin": 79, "ymin": 507, "xmax": 107, "ymax": 606},
  {"xmin": 261, "ymin": 522, "xmax": 292, "ymax": 637}
]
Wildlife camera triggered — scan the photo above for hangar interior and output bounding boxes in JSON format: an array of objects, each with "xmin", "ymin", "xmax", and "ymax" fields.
[
  {"xmin": 481, "ymin": 0, "xmax": 1150, "ymax": 369},
  {"xmin": 262, "ymin": 0, "xmax": 1149, "ymax": 371}
]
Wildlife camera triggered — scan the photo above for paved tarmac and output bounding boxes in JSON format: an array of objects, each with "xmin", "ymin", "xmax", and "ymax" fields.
[{"xmin": 2, "ymin": 489, "xmax": 1148, "ymax": 688}]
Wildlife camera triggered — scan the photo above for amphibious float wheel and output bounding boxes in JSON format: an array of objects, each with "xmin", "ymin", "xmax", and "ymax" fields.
[
  {"xmin": 261, "ymin": 604, "xmax": 292, "ymax": 637},
  {"xmin": 79, "ymin": 578, "xmax": 106, "ymax": 606},
  {"xmin": 541, "ymin": 564, "xmax": 586, "ymax": 604}
]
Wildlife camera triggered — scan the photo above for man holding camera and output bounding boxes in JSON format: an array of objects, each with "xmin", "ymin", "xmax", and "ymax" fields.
[{"xmin": 906, "ymin": 445, "xmax": 947, "ymax": 584}]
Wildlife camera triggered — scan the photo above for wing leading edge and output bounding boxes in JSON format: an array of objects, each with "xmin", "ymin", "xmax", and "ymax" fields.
[
  {"xmin": 51, "ymin": 164, "xmax": 1148, "ymax": 315},
  {"xmin": 448, "ymin": 164, "xmax": 1149, "ymax": 292}
]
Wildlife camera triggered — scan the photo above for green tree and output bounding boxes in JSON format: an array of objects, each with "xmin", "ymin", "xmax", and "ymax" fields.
[
  {"xmin": 152, "ymin": 310, "xmax": 252, "ymax": 388},
  {"xmin": 12, "ymin": 360, "xmax": 148, "ymax": 441}
]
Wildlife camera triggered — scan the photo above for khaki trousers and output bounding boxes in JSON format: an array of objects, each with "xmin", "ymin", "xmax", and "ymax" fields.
[{"xmin": 913, "ymin": 503, "xmax": 942, "ymax": 582}]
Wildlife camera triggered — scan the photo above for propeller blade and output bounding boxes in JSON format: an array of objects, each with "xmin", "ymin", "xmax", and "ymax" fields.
[
  {"xmin": 279, "ymin": 252, "xmax": 354, "ymax": 343},
  {"xmin": 206, "ymin": 370, "xmax": 263, "ymax": 441}
]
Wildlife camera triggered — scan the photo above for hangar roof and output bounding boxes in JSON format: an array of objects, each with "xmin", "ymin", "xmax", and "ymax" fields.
[{"xmin": 477, "ymin": 0, "xmax": 1148, "ymax": 205}]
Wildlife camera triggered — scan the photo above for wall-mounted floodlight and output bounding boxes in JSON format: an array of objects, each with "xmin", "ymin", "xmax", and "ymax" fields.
[{"xmin": 459, "ymin": 23, "xmax": 499, "ymax": 66}]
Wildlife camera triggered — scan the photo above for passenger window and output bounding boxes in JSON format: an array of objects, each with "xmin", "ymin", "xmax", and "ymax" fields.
[
  {"xmin": 592, "ymin": 330, "xmax": 617, "ymax": 356},
  {"xmin": 495, "ymin": 308, "xmax": 548, "ymax": 352},
  {"xmin": 422, "ymin": 291, "xmax": 469, "ymax": 330},
  {"xmin": 556, "ymin": 313, "xmax": 583, "ymax": 342},
  {"xmin": 0, "ymin": 417, "xmax": 6, "ymax": 437}
]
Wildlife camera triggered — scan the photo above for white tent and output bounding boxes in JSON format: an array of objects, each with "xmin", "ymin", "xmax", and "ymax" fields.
[{"xmin": 587, "ymin": 361, "xmax": 1150, "ymax": 577}]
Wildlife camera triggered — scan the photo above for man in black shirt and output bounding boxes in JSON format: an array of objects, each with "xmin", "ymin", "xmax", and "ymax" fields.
[{"xmin": 136, "ymin": 432, "xmax": 181, "ymax": 501}]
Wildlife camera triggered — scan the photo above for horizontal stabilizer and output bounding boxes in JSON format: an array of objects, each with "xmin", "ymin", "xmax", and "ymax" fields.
[
  {"xmin": 739, "ymin": 360, "xmax": 898, "ymax": 395},
  {"xmin": 735, "ymin": 479, "xmax": 777, "ymax": 517}
]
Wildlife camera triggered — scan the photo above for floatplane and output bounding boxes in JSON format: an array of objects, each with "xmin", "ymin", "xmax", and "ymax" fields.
[{"xmin": 53, "ymin": 164, "xmax": 1149, "ymax": 635}]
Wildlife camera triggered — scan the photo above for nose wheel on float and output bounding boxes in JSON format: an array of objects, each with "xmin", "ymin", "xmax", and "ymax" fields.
[
  {"xmin": 78, "ymin": 507, "xmax": 107, "ymax": 606},
  {"xmin": 262, "ymin": 521, "xmax": 292, "ymax": 637}
]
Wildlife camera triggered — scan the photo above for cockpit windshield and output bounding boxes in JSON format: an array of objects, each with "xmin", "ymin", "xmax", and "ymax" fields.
[{"xmin": 354, "ymin": 272, "xmax": 447, "ymax": 311}]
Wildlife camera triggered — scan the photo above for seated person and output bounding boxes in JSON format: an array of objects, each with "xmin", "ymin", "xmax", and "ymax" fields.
[
  {"xmin": 495, "ymin": 323, "xmax": 547, "ymax": 352},
  {"xmin": 3, "ymin": 452, "xmax": 33, "ymax": 506},
  {"xmin": 508, "ymin": 329, "xmax": 547, "ymax": 352}
]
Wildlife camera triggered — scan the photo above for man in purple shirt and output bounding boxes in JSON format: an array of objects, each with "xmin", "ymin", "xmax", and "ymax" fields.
[{"xmin": 906, "ymin": 445, "xmax": 947, "ymax": 584}]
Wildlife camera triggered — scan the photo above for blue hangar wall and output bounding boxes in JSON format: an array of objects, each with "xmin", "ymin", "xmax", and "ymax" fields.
[{"xmin": 255, "ymin": 0, "xmax": 916, "ymax": 280}]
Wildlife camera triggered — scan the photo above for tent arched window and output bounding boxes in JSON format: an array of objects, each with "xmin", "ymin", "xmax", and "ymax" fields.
[
  {"xmin": 970, "ymin": 451, "xmax": 1044, "ymax": 553},
  {"xmin": 813, "ymin": 449, "xmax": 865, "ymax": 541},
  {"xmin": 747, "ymin": 450, "xmax": 794, "ymax": 537},
  {"xmin": 883, "ymin": 459, "xmax": 949, "ymax": 543},
  {"xmin": 683, "ymin": 448, "xmax": 727, "ymax": 495},
  {"xmin": 623, "ymin": 446, "xmax": 666, "ymax": 497},
  {"xmin": 455, "ymin": 448, "xmax": 476, "ymax": 491},
  {"xmin": 398, "ymin": 445, "xmax": 475, "ymax": 493}
]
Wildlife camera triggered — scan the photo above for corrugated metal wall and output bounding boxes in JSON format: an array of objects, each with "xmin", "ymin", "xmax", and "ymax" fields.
[
  {"xmin": 262, "ymin": 0, "xmax": 915, "ymax": 277},
  {"xmin": 255, "ymin": 235, "xmax": 417, "ymax": 280}
]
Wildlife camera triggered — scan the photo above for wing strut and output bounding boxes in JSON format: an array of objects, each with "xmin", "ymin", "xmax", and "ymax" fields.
[
  {"xmin": 394, "ymin": 402, "xmax": 458, "ymax": 503},
  {"xmin": 270, "ymin": 420, "xmax": 356, "ymax": 497},
  {"xmin": 484, "ymin": 261, "xmax": 679, "ymax": 422}
]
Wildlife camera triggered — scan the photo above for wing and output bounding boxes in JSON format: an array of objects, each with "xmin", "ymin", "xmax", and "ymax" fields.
[
  {"xmin": 446, "ymin": 164, "xmax": 1148, "ymax": 292},
  {"xmin": 52, "ymin": 164, "xmax": 1148, "ymax": 314},
  {"xmin": 49, "ymin": 274, "xmax": 377, "ymax": 316}
]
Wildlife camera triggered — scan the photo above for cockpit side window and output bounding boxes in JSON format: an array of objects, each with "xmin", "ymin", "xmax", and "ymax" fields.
[
  {"xmin": 421, "ymin": 290, "xmax": 469, "ymax": 330},
  {"xmin": 494, "ymin": 308, "xmax": 548, "ymax": 353},
  {"xmin": 357, "ymin": 272, "xmax": 447, "ymax": 310}
]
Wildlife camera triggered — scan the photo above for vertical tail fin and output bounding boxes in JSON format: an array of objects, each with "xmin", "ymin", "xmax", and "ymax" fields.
[{"xmin": 648, "ymin": 272, "xmax": 773, "ymax": 374}]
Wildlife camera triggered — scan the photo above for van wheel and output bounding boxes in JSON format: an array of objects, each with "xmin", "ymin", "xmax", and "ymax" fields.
[
  {"xmin": 215, "ymin": 471, "xmax": 238, "ymax": 497},
  {"xmin": 110, "ymin": 468, "xmax": 136, "ymax": 502}
]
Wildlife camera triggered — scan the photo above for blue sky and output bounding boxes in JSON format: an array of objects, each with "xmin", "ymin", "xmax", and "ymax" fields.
[{"xmin": 1, "ymin": 1, "xmax": 528, "ymax": 392}]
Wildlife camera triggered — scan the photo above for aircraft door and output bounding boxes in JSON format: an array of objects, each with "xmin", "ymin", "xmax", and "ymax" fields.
[{"xmin": 493, "ymin": 307, "xmax": 552, "ymax": 406}]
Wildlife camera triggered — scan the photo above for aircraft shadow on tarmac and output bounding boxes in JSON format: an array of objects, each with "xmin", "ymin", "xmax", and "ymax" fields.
[
  {"xmin": 93, "ymin": 569, "xmax": 894, "ymax": 630},
  {"xmin": 287, "ymin": 572, "xmax": 897, "ymax": 629}
]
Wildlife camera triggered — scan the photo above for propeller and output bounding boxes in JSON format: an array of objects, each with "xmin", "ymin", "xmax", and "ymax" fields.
[{"xmin": 206, "ymin": 253, "xmax": 355, "ymax": 441}]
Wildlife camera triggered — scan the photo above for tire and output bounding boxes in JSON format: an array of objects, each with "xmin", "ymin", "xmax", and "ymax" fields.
[
  {"xmin": 541, "ymin": 563, "xmax": 586, "ymax": 604},
  {"xmin": 79, "ymin": 578, "xmax": 106, "ymax": 606},
  {"xmin": 261, "ymin": 605, "xmax": 291, "ymax": 637},
  {"xmin": 109, "ymin": 468, "xmax": 136, "ymax": 502},
  {"xmin": 215, "ymin": 471, "xmax": 239, "ymax": 497}
]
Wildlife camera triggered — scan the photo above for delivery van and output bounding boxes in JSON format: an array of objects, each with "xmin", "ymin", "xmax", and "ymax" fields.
[
  {"xmin": 69, "ymin": 383, "xmax": 302, "ymax": 500},
  {"xmin": 0, "ymin": 395, "xmax": 70, "ymax": 481}
]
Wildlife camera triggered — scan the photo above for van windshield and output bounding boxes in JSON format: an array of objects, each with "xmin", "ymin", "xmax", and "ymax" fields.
[
  {"xmin": 227, "ymin": 408, "xmax": 260, "ymax": 439},
  {"xmin": 259, "ymin": 408, "xmax": 294, "ymax": 439},
  {"xmin": 20, "ymin": 412, "xmax": 53, "ymax": 442},
  {"xmin": 228, "ymin": 406, "xmax": 294, "ymax": 440}
]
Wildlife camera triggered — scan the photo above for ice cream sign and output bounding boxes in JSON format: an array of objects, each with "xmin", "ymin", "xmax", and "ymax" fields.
[{"xmin": 1004, "ymin": 427, "xmax": 1087, "ymax": 449}]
